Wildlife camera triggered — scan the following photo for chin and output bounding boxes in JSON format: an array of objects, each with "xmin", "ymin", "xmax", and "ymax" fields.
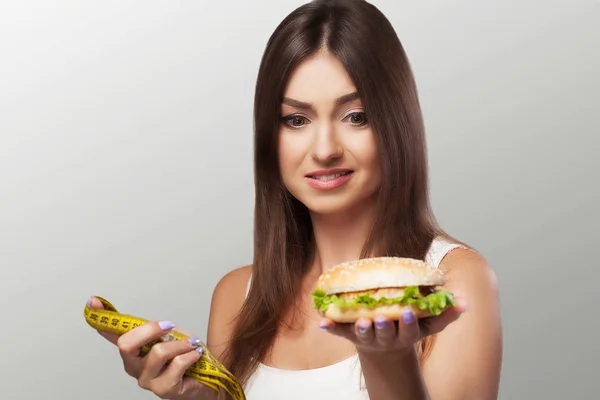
[
  {"xmin": 295, "ymin": 191, "xmax": 377, "ymax": 217},
  {"xmin": 302, "ymin": 197, "xmax": 357, "ymax": 216}
]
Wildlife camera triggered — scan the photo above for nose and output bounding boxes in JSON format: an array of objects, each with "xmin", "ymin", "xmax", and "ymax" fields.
[{"xmin": 311, "ymin": 122, "xmax": 343, "ymax": 163}]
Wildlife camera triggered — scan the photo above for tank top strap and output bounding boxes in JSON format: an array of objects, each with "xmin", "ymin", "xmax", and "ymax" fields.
[
  {"xmin": 245, "ymin": 273, "xmax": 252, "ymax": 299},
  {"xmin": 425, "ymin": 235, "xmax": 469, "ymax": 268}
]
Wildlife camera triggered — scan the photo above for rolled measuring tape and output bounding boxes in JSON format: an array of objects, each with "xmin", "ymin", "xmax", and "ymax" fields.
[{"xmin": 84, "ymin": 296, "xmax": 246, "ymax": 400}]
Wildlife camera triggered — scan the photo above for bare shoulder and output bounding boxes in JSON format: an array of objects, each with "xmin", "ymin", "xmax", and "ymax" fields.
[
  {"xmin": 423, "ymin": 246, "xmax": 503, "ymax": 400},
  {"xmin": 439, "ymin": 247, "xmax": 501, "ymax": 320},
  {"xmin": 440, "ymin": 246, "xmax": 499, "ymax": 294},
  {"xmin": 211, "ymin": 264, "xmax": 253, "ymax": 304},
  {"xmin": 206, "ymin": 264, "xmax": 253, "ymax": 359},
  {"xmin": 439, "ymin": 245, "xmax": 501, "ymax": 330}
]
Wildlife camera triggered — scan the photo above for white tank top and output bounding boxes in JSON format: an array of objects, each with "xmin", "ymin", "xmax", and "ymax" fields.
[{"xmin": 241, "ymin": 236, "xmax": 467, "ymax": 400}]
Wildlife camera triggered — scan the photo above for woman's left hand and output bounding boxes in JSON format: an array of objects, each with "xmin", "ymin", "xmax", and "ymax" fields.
[{"xmin": 318, "ymin": 299, "xmax": 468, "ymax": 354}]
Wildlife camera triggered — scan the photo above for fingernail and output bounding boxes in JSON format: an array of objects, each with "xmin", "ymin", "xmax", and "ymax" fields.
[
  {"xmin": 196, "ymin": 346, "xmax": 204, "ymax": 354},
  {"xmin": 375, "ymin": 320, "xmax": 387, "ymax": 329},
  {"xmin": 159, "ymin": 320, "xmax": 174, "ymax": 331},
  {"xmin": 319, "ymin": 321, "xmax": 329, "ymax": 330},
  {"xmin": 188, "ymin": 337, "xmax": 201, "ymax": 346},
  {"xmin": 358, "ymin": 325, "xmax": 369, "ymax": 333},
  {"xmin": 86, "ymin": 297, "xmax": 92, "ymax": 306},
  {"xmin": 402, "ymin": 311, "xmax": 415, "ymax": 324}
]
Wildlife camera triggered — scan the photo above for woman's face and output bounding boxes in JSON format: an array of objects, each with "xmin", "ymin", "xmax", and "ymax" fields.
[{"xmin": 278, "ymin": 50, "xmax": 382, "ymax": 216}]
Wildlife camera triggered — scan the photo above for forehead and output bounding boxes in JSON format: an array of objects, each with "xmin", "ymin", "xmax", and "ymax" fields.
[{"xmin": 283, "ymin": 51, "xmax": 357, "ymax": 103}]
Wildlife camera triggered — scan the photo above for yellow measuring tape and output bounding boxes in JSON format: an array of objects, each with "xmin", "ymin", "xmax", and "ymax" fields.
[{"xmin": 84, "ymin": 296, "xmax": 246, "ymax": 400}]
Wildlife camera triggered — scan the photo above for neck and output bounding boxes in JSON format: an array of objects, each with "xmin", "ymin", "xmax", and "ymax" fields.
[{"xmin": 309, "ymin": 203, "xmax": 376, "ymax": 274}]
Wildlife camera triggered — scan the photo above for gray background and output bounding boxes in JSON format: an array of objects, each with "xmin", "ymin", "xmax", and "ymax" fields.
[{"xmin": 1, "ymin": 0, "xmax": 598, "ymax": 399}]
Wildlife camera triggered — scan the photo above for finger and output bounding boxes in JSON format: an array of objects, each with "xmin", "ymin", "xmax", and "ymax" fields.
[
  {"xmin": 319, "ymin": 319, "xmax": 354, "ymax": 340},
  {"xmin": 354, "ymin": 317, "xmax": 374, "ymax": 344},
  {"xmin": 155, "ymin": 347, "xmax": 204, "ymax": 393},
  {"xmin": 372, "ymin": 315, "xmax": 396, "ymax": 345},
  {"xmin": 319, "ymin": 318, "xmax": 334, "ymax": 330},
  {"xmin": 86, "ymin": 297, "xmax": 120, "ymax": 345},
  {"xmin": 117, "ymin": 320, "xmax": 176, "ymax": 360},
  {"xmin": 398, "ymin": 310, "xmax": 419, "ymax": 345},
  {"xmin": 139, "ymin": 336, "xmax": 203, "ymax": 383},
  {"xmin": 171, "ymin": 327, "xmax": 197, "ymax": 338}
]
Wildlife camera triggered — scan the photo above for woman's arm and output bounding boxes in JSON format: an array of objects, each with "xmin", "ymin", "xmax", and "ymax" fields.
[
  {"xmin": 203, "ymin": 265, "xmax": 253, "ymax": 400},
  {"xmin": 358, "ymin": 249, "xmax": 503, "ymax": 400},
  {"xmin": 358, "ymin": 345, "xmax": 430, "ymax": 399},
  {"xmin": 206, "ymin": 265, "xmax": 252, "ymax": 361},
  {"xmin": 421, "ymin": 249, "xmax": 503, "ymax": 399}
]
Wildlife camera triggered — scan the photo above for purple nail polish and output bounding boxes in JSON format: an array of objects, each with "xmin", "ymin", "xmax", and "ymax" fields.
[
  {"xmin": 402, "ymin": 311, "xmax": 415, "ymax": 324},
  {"xmin": 358, "ymin": 326, "xmax": 369, "ymax": 333},
  {"xmin": 158, "ymin": 320, "xmax": 174, "ymax": 331},
  {"xmin": 196, "ymin": 346, "xmax": 204, "ymax": 354},
  {"xmin": 375, "ymin": 320, "xmax": 387, "ymax": 329},
  {"xmin": 319, "ymin": 322, "xmax": 329, "ymax": 330},
  {"xmin": 86, "ymin": 298, "xmax": 92, "ymax": 306},
  {"xmin": 188, "ymin": 337, "xmax": 201, "ymax": 346}
]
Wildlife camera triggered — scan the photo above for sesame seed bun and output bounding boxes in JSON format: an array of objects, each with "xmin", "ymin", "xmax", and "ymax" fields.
[{"xmin": 315, "ymin": 257, "xmax": 446, "ymax": 294}]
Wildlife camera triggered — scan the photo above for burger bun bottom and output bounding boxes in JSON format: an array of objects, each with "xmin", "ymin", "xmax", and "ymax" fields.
[{"xmin": 320, "ymin": 304, "xmax": 436, "ymax": 323}]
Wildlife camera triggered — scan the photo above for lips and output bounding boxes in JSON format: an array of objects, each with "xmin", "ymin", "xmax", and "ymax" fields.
[
  {"xmin": 304, "ymin": 169, "xmax": 354, "ymax": 190},
  {"xmin": 307, "ymin": 171, "xmax": 353, "ymax": 181},
  {"xmin": 306, "ymin": 168, "xmax": 353, "ymax": 179}
]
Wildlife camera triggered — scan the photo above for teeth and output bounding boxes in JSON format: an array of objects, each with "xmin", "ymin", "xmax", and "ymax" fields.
[{"xmin": 313, "ymin": 172, "xmax": 349, "ymax": 181}]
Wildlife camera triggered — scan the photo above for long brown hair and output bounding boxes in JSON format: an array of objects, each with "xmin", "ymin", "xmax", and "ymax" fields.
[{"xmin": 222, "ymin": 0, "xmax": 448, "ymax": 385}]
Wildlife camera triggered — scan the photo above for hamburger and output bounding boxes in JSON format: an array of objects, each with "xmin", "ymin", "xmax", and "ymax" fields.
[{"xmin": 311, "ymin": 257, "xmax": 456, "ymax": 323}]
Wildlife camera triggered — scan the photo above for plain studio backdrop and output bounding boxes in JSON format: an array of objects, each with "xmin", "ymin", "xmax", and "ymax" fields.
[{"xmin": 1, "ymin": 0, "xmax": 598, "ymax": 399}]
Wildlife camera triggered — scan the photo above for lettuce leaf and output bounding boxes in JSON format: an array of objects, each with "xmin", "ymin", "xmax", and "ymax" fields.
[{"xmin": 311, "ymin": 286, "xmax": 455, "ymax": 317}]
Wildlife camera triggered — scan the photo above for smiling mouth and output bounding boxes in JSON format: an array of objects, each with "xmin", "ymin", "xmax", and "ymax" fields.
[{"xmin": 306, "ymin": 171, "xmax": 353, "ymax": 181}]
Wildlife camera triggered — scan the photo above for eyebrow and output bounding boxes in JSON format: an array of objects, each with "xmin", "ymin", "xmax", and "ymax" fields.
[{"xmin": 281, "ymin": 91, "xmax": 360, "ymax": 110}]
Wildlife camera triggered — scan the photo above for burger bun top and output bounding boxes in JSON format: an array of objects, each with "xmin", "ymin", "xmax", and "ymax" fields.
[{"xmin": 315, "ymin": 257, "xmax": 445, "ymax": 295}]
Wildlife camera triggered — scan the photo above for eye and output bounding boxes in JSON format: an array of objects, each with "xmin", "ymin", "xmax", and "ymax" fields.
[
  {"xmin": 282, "ymin": 114, "xmax": 310, "ymax": 129},
  {"xmin": 343, "ymin": 112, "xmax": 368, "ymax": 127}
]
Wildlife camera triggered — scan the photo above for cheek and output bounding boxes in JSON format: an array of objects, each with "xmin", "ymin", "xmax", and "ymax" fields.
[
  {"xmin": 363, "ymin": 139, "xmax": 379, "ymax": 169},
  {"xmin": 347, "ymin": 130, "xmax": 380, "ymax": 173},
  {"xmin": 278, "ymin": 131, "xmax": 305, "ymax": 178}
]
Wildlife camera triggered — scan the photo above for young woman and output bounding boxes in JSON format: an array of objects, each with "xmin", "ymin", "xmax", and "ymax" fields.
[{"xmin": 88, "ymin": 1, "xmax": 503, "ymax": 399}]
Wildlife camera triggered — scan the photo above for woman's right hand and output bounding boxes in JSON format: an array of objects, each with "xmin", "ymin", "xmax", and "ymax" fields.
[{"xmin": 87, "ymin": 296, "xmax": 214, "ymax": 400}]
